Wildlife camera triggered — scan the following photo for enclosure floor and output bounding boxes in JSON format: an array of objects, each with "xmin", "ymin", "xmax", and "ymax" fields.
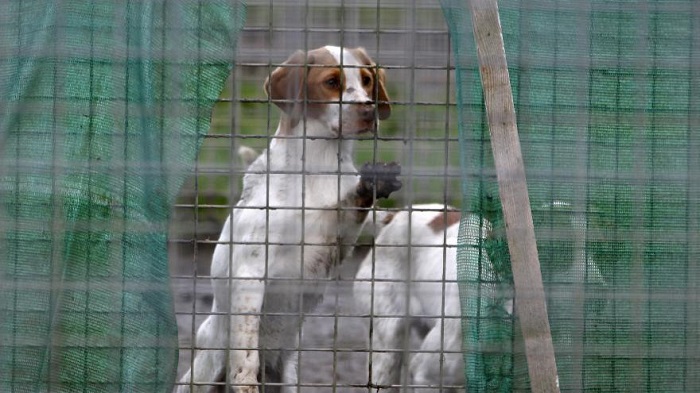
[{"xmin": 171, "ymin": 248, "xmax": 371, "ymax": 392}]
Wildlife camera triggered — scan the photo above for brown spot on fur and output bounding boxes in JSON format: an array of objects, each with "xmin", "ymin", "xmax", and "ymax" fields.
[
  {"xmin": 352, "ymin": 187, "xmax": 374, "ymax": 224},
  {"xmin": 354, "ymin": 190, "xmax": 374, "ymax": 210},
  {"xmin": 382, "ymin": 213, "xmax": 395, "ymax": 225},
  {"xmin": 353, "ymin": 179, "xmax": 375, "ymax": 223},
  {"xmin": 427, "ymin": 210, "xmax": 461, "ymax": 233},
  {"xmin": 354, "ymin": 207, "xmax": 371, "ymax": 224}
]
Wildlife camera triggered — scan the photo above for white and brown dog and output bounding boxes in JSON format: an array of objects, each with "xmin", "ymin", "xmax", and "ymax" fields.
[
  {"xmin": 354, "ymin": 202, "xmax": 605, "ymax": 392},
  {"xmin": 178, "ymin": 46, "xmax": 401, "ymax": 392},
  {"xmin": 354, "ymin": 205, "xmax": 479, "ymax": 392}
]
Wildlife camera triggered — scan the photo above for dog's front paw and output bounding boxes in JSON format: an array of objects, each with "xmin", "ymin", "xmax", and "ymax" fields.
[{"xmin": 358, "ymin": 161, "xmax": 402, "ymax": 200}]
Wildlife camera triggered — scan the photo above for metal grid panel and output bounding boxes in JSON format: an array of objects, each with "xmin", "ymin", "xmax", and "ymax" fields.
[
  {"xmin": 168, "ymin": 1, "xmax": 700, "ymax": 391},
  {"xmin": 170, "ymin": 1, "xmax": 460, "ymax": 391}
]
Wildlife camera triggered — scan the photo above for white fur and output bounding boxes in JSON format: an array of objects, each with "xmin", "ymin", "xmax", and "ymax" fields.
[
  {"xmin": 237, "ymin": 145, "xmax": 259, "ymax": 167},
  {"xmin": 178, "ymin": 46, "xmax": 389, "ymax": 393},
  {"xmin": 354, "ymin": 205, "xmax": 481, "ymax": 392},
  {"xmin": 314, "ymin": 45, "xmax": 375, "ymax": 137},
  {"xmin": 355, "ymin": 202, "xmax": 605, "ymax": 392}
]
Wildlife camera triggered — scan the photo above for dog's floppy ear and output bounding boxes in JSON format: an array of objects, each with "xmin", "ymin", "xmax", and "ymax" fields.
[
  {"xmin": 374, "ymin": 67, "xmax": 391, "ymax": 120},
  {"xmin": 264, "ymin": 50, "xmax": 315, "ymax": 126},
  {"xmin": 351, "ymin": 47, "xmax": 391, "ymax": 121}
]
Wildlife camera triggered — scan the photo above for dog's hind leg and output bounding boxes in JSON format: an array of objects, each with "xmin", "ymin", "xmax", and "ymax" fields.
[
  {"xmin": 178, "ymin": 314, "xmax": 228, "ymax": 392},
  {"xmin": 409, "ymin": 318, "xmax": 465, "ymax": 392}
]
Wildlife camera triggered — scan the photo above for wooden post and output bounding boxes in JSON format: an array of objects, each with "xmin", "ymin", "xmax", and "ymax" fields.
[{"xmin": 467, "ymin": 0, "xmax": 560, "ymax": 391}]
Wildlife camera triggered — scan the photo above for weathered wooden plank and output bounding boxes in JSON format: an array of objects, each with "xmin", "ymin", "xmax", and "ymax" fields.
[{"xmin": 467, "ymin": 0, "xmax": 560, "ymax": 391}]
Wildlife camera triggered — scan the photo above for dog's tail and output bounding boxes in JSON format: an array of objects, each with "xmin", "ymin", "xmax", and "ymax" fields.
[{"xmin": 237, "ymin": 145, "xmax": 259, "ymax": 167}]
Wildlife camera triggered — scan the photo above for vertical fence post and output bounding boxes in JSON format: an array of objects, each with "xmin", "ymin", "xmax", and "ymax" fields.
[{"xmin": 467, "ymin": 0, "xmax": 560, "ymax": 391}]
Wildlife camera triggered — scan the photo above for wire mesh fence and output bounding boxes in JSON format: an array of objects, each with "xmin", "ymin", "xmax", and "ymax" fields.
[
  {"xmin": 170, "ymin": 1, "xmax": 460, "ymax": 391},
  {"xmin": 2, "ymin": 0, "xmax": 700, "ymax": 392}
]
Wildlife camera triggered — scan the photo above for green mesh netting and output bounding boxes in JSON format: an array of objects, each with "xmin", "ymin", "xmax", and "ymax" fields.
[
  {"xmin": 0, "ymin": 1, "xmax": 245, "ymax": 391},
  {"xmin": 442, "ymin": 0, "xmax": 700, "ymax": 391}
]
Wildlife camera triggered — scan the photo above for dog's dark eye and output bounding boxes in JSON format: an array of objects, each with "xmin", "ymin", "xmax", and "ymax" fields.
[
  {"xmin": 362, "ymin": 75, "xmax": 372, "ymax": 87},
  {"xmin": 325, "ymin": 77, "xmax": 340, "ymax": 89}
]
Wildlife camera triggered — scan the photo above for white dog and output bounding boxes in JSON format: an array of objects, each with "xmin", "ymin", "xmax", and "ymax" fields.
[
  {"xmin": 178, "ymin": 46, "xmax": 401, "ymax": 393},
  {"xmin": 354, "ymin": 202, "xmax": 605, "ymax": 392},
  {"xmin": 354, "ymin": 205, "xmax": 479, "ymax": 392}
]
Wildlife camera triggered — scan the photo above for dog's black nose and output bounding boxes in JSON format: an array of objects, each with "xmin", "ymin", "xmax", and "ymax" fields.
[{"xmin": 360, "ymin": 101, "xmax": 377, "ymax": 120}]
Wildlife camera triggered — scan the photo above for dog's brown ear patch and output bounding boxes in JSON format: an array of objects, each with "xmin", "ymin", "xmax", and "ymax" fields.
[
  {"xmin": 351, "ymin": 47, "xmax": 391, "ymax": 120},
  {"xmin": 264, "ymin": 50, "xmax": 315, "ymax": 127},
  {"xmin": 375, "ymin": 67, "xmax": 391, "ymax": 120},
  {"xmin": 427, "ymin": 210, "xmax": 461, "ymax": 234}
]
